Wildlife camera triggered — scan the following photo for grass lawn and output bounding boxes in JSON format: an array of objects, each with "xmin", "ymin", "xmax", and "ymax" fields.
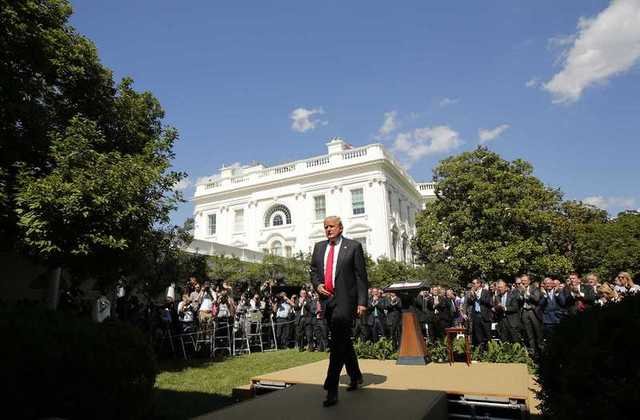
[{"xmin": 154, "ymin": 349, "xmax": 327, "ymax": 419}]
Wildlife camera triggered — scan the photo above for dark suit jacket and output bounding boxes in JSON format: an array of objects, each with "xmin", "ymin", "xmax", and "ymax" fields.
[
  {"xmin": 414, "ymin": 293, "xmax": 435, "ymax": 324},
  {"xmin": 310, "ymin": 236, "xmax": 368, "ymax": 321},
  {"xmin": 494, "ymin": 289, "xmax": 523, "ymax": 330},
  {"xmin": 539, "ymin": 290, "xmax": 567, "ymax": 324},
  {"xmin": 467, "ymin": 289, "xmax": 493, "ymax": 322},
  {"xmin": 521, "ymin": 285, "xmax": 543, "ymax": 321},
  {"xmin": 563, "ymin": 284, "xmax": 596, "ymax": 316},
  {"xmin": 366, "ymin": 296, "xmax": 387, "ymax": 325},
  {"xmin": 294, "ymin": 298, "xmax": 313, "ymax": 324},
  {"xmin": 435, "ymin": 296, "xmax": 455, "ymax": 324}
]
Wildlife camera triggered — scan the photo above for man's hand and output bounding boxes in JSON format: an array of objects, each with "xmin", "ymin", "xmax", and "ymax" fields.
[
  {"xmin": 357, "ymin": 305, "xmax": 367, "ymax": 318},
  {"xmin": 317, "ymin": 284, "xmax": 332, "ymax": 297}
]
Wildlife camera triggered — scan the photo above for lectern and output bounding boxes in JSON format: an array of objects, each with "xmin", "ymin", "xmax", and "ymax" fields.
[{"xmin": 384, "ymin": 281, "xmax": 429, "ymax": 365}]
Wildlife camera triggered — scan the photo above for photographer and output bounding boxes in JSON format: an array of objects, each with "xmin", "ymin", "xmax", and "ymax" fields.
[
  {"xmin": 197, "ymin": 281, "xmax": 217, "ymax": 328},
  {"xmin": 177, "ymin": 293, "xmax": 196, "ymax": 333}
]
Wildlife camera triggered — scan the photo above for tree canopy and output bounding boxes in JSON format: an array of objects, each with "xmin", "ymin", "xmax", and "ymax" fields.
[
  {"xmin": 413, "ymin": 147, "xmax": 599, "ymax": 283},
  {"xmin": 1, "ymin": 0, "xmax": 184, "ymax": 284}
]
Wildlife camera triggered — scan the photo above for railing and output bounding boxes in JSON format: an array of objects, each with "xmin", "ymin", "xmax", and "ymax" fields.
[
  {"xmin": 342, "ymin": 148, "xmax": 367, "ymax": 160},
  {"xmin": 260, "ymin": 164, "xmax": 296, "ymax": 177},
  {"xmin": 197, "ymin": 144, "xmax": 433, "ymax": 195},
  {"xmin": 306, "ymin": 156, "xmax": 330, "ymax": 168}
]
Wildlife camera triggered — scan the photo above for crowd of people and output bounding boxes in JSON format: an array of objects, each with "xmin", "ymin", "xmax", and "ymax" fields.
[
  {"xmin": 412, "ymin": 271, "xmax": 639, "ymax": 358},
  {"xmin": 108, "ymin": 270, "xmax": 638, "ymax": 359}
]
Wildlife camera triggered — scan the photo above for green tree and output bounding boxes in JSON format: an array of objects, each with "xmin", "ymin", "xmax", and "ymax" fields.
[
  {"xmin": 1, "ymin": 0, "xmax": 185, "ymax": 302},
  {"xmin": 413, "ymin": 147, "xmax": 572, "ymax": 284},
  {"xmin": 573, "ymin": 211, "xmax": 640, "ymax": 280}
]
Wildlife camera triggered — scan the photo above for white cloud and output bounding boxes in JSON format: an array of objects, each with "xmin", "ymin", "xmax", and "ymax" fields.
[
  {"xmin": 290, "ymin": 107, "xmax": 326, "ymax": 133},
  {"xmin": 377, "ymin": 111, "xmax": 398, "ymax": 138},
  {"xmin": 544, "ymin": 0, "xmax": 640, "ymax": 104},
  {"xmin": 583, "ymin": 195, "xmax": 637, "ymax": 211},
  {"xmin": 478, "ymin": 124, "xmax": 510, "ymax": 144},
  {"xmin": 392, "ymin": 125, "xmax": 461, "ymax": 167},
  {"xmin": 525, "ymin": 78, "xmax": 539, "ymax": 88},
  {"xmin": 173, "ymin": 177, "xmax": 192, "ymax": 192},
  {"xmin": 439, "ymin": 97, "xmax": 459, "ymax": 107}
]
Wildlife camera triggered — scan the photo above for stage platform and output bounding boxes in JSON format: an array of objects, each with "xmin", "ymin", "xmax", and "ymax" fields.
[{"xmin": 195, "ymin": 360, "xmax": 540, "ymax": 419}]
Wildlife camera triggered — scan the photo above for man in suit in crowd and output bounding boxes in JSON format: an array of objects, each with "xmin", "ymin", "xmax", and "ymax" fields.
[
  {"xmin": 493, "ymin": 280, "xmax": 522, "ymax": 343},
  {"xmin": 367, "ymin": 288, "xmax": 387, "ymax": 342},
  {"xmin": 414, "ymin": 289, "xmax": 435, "ymax": 342},
  {"xmin": 311, "ymin": 216, "xmax": 368, "ymax": 407},
  {"xmin": 295, "ymin": 289, "xmax": 314, "ymax": 351},
  {"xmin": 467, "ymin": 278, "xmax": 493, "ymax": 348},
  {"xmin": 386, "ymin": 292, "xmax": 402, "ymax": 348},
  {"xmin": 539, "ymin": 277, "xmax": 567, "ymax": 340},
  {"xmin": 563, "ymin": 272, "xmax": 596, "ymax": 316},
  {"xmin": 434, "ymin": 287, "xmax": 454, "ymax": 339},
  {"xmin": 519, "ymin": 274, "xmax": 544, "ymax": 357}
]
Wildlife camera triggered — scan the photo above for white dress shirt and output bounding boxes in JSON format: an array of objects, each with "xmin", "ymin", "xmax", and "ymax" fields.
[{"xmin": 323, "ymin": 236, "xmax": 343, "ymax": 290}]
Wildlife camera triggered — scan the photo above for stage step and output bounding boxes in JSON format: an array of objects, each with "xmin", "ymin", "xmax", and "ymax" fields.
[{"xmin": 194, "ymin": 383, "xmax": 448, "ymax": 420}]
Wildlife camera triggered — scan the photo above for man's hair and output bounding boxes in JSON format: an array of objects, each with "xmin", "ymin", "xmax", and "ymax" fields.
[
  {"xmin": 569, "ymin": 271, "xmax": 580, "ymax": 277},
  {"xmin": 324, "ymin": 215, "xmax": 343, "ymax": 227}
]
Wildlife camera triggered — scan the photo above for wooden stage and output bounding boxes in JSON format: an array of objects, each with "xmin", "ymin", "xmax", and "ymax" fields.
[{"xmin": 195, "ymin": 360, "xmax": 540, "ymax": 419}]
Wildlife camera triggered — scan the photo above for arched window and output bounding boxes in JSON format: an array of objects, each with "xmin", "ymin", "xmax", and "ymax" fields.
[
  {"xmin": 264, "ymin": 204, "xmax": 292, "ymax": 227},
  {"xmin": 271, "ymin": 241, "xmax": 283, "ymax": 256}
]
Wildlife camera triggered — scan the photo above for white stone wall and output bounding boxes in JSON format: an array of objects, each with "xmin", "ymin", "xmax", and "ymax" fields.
[{"xmin": 192, "ymin": 139, "xmax": 434, "ymax": 261}]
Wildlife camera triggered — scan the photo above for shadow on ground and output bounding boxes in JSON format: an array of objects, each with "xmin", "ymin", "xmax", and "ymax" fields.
[
  {"xmin": 153, "ymin": 388, "xmax": 236, "ymax": 420},
  {"xmin": 339, "ymin": 373, "xmax": 387, "ymax": 387}
]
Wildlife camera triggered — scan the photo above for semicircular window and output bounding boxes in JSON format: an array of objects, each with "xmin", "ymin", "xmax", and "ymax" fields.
[{"xmin": 264, "ymin": 204, "xmax": 292, "ymax": 227}]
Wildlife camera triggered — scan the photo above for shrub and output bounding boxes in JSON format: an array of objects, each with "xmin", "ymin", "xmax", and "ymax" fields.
[
  {"xmin": 354, "ymin": 337, "xmax": 398, "ymax": 360},
  {"xmin": 427, "ymin": 340, "xmax": 448, "ymax": 363},
  {"xmin": 0, "ymin": 309, "xmax": 157, "ymax": 420},
  {"xmin": 536, "ymin": 295, "xmax": 640, "ymax": 420},
  {"xmin": 476, "ymin": 340, "xmax": 535, "ymax": 373}
]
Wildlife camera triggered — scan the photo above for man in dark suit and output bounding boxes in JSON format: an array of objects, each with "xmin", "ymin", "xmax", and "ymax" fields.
[
  {"xmin": 414, "ymin": 289, "xmax": 435, "ymax": 342},
  {"xmin": 563, "ymin": 272, "xmax": 596, "ymax": 316},
  {"xmin": 434, "ymin": 287, "xmax": 454, "ymax": 339},
  {"xmin": 295, "ymin": 289, "xmax": 314, "ymax": 351},
  {"xmin": 493, "ymin": 280, "xmax": 522, "ymax": 343},
  {"xmin": 467, "ymin": 278, "xmax": 493, "ymax": 348},
  {"xmin": 367, "ymin": 288, "xmax": 387, "ymax": 342},
  {"xmin": 539, "ymin": 277, "xmax": 567, "ymax": 340},
  {"xmin": 519, "ymin": 274, "xmax": 544, "ymax": 357},
  {"xmin": 311, "ymin": 216, "xmax": 368, "ymax": 407}
]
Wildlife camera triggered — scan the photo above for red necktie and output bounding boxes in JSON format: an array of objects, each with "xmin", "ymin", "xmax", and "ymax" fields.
[{"xmin": 324, "ymin": 242, "xmax": 335, "ymax": 294}]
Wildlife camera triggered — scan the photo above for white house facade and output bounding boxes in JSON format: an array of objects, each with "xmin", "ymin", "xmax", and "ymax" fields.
[{"xmin": 192, "ymin": 138, "xmax": 436, "ymax": 262}]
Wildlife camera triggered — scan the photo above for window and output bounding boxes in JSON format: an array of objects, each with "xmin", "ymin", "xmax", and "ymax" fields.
[
  {"xmin": 353, "ymin": 237, "xmax": 367, "ymax": 255},
  {"xmin": 402, "ymin": 238, "xmax": 408, "ymax": 263},
  {"xmin": 271, "ymin": 241, "xmax": 282, "ymax": 256},
  {"xmin": 285, "ymin": 246, "xmax": 292, "ymax": 258},
  {"xmin": 208, "ymin": 214, "xmax": 216, "ymax": 236},
  {"xmin": 407, "ymin": 206, "xmax": 411, "ymax": 222},
  {"xmin": 351, "ymin": 188, "xmax": 365, "ymax": 215},
  {"xmin": 264, "ymin": 204, "xmax": 291, "ymax": 227},
  {"xmin": 388, "ymin": 190, "xmax": 392, "ymax": 211},
  {"xmin": 234, "ymin": 209, "xmax": 244, "ymax": 232},
  {"xmin": 272, "ymin": 214, "xmax": 283, "ymax": 226},
  {"xmin": 314, "ymin": 195, "xmax": 326, "ymax": 220}
]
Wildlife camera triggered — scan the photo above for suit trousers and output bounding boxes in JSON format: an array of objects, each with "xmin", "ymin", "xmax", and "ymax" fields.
[
  {"xmin": 313, "ymin": 317, "xmax": 328, "ymax": 351},
  {"xmin": 370, "ymin": 316, "xmax": 385, "ymax": 342},
  {"xmin": 296, "ymin": 317, "xmax": 313, "ymax": 348},
  {"xmin": 522, "ymin": 309, "xmax": 543, "ymax": 355},
  {"xmin": 324, "ymin": 315, "xmax": 362, "ymax": 392},
  {"xmin": 471, "ymin": 312, "xmax": 491, "ymax": 347}
]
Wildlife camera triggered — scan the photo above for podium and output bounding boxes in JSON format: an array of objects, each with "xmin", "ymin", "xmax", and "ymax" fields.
[{"xmin": 384, "ymin": 281, "xmax": 429, "ymax": 365}]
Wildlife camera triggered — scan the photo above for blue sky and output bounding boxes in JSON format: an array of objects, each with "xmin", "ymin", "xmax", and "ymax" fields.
[{"xmin": 69, "ymin": 0, "xmax": 640, "ymax": 224}]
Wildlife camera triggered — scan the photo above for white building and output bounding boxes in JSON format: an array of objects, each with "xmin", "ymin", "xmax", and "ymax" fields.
[{"xmin": 192, "ymin": 138, "xmax": 435, "ymax": 262}]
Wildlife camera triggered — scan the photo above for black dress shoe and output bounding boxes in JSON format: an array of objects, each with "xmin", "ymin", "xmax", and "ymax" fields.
[
  {"xmin": 346, "ymin": 377, "xmax": 363, "ymax": 391},
  {"xmin": 323, "ymin": 392, "xmax": 338, "ymax": 407}
]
